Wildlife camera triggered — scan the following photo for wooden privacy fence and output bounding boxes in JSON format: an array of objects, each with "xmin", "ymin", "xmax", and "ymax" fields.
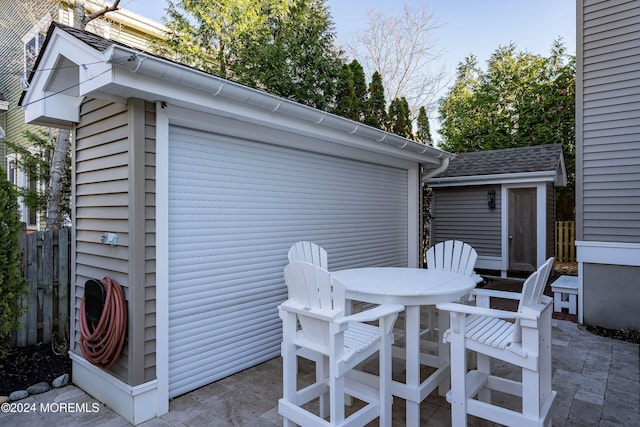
[
  {"xmin": 12, "ymin": 227, "xmax": 71, "ymax": 347},
  {"xmin": 556, "ymin": 221, "xmax": 576, "ymax": 263}
]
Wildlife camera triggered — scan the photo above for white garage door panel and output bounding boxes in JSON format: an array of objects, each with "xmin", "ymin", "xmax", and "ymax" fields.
[{"xmin": 168, "ymin": 126, "xmax": 409, "ymax": 397}]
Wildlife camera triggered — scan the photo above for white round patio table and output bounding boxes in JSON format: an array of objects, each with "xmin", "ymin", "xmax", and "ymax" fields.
[{"xmin": 332, "ymin": 267, "xmax": 477, "ymax": 427}]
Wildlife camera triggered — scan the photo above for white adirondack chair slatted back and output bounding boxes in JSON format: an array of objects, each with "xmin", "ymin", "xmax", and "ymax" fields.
[
  {"xmin": 288, "ymin": 241, "xmax": 328, "ymax": 269},
  {"xmin": 518, "ymin": 257, "xmax": 554, "ymax": 312},
  {"xmin": 512, "ymin": 257, "xmax": 554, "ymax": 345},
  {"xmin": 426, "ymin": 240, "xmax": 478, "ymax": 276},
  {"xmin": 283, "ymin": 261, "xmax": 344, "ymax": 347}
]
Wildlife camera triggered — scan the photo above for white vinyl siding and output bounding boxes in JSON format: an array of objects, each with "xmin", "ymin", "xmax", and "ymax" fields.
[
  {"xmin": 167, "ymin": 126, "xmax": 409, "ymax": 397},
  {"xmin": 581, "ymin": 0, "xmax": 640, "ymax": 243}
]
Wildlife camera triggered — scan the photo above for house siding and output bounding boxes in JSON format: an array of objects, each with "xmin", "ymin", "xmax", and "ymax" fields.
[
  {"xmin": 74, "ymin": 98, "xmax": 131, "ymax": 382},
  {"xmin": 73, "ymin": 97, "xmax": 156, "ymax": 385},
  {"xmin": 580, "ymin": 0, "xmax": 640, "ymax": 243},
  {"xmin": 431, "ymin": 185, "xmax": 502, "ymax": 258},
  {"xmin": 577, "ymin": 0, "xmax": 640, "ymax": 329},
  {"xmin": 0, "ymin": 0, "xmax": 56, "ymax": 160}
]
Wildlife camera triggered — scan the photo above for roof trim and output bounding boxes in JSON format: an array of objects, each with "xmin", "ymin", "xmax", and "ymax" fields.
[
  {"xmin": 21, "ymin": 23, "xmax": 454, "ymax": 165},
  {"xmin": 104, "ymin": 44, "xmax": 452, "ymax": 164},
  {"xmin": 427, "ymin": 170, "xmax": 560, "ymax": 188}
]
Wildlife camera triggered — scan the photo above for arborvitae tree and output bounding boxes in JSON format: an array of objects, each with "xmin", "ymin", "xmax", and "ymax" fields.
[
  {"xmin": 0, "ymin": 167, "xmax": 25, "ymax": 354},
  {"xmin": 388, "ymin": 97, "xmax": 412, "ymax": 138},
  {"xmin": 335, "ymin": 64, "xmax": 357, "ymax": 120},
  {"xmin": 349, "ymin": 59, "xmax": 368, "ymax": 122},
  {"xmin": 365, "ymin": 71, "xmax": 388, "ymax": 130},
  {"xmin": 416, "ymin": 106, "xmax": 433, "ymax": 145}
]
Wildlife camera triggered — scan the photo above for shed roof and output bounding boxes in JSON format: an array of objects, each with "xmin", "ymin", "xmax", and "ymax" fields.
[{"xmin": 425, "ymin": 144, "xmax": 567, "ymax": 187}]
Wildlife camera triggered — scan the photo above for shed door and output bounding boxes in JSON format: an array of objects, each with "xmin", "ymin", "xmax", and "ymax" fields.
[
  {"xmin": 167, "ymin": 126, "xmax": 409, "ymax": 397},
  {"xmin": 508, "ymin": 188, "xmax": 537, "ymax": 271}
]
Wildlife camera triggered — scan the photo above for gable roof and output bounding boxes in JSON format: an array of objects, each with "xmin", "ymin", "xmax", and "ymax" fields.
[
  {"xmin": 425, "ymin": 144, "xmax": 567, "ymax": 187},
  {"xmin": 20, "ymin": 22, "xmax": 454, "ymax": 166}
]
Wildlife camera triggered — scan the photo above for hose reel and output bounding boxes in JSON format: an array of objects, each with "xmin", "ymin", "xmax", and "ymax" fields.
[{"xmin": 79, "ymin": 277, "xmax": 127, "ymax": 369}]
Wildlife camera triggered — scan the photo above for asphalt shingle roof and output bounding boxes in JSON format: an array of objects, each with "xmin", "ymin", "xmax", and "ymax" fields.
[{"xmin": 433, "ymin": 144, "xmax": 564, "ymax": 178}]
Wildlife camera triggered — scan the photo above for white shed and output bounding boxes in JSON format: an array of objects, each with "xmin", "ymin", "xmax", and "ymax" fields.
[{"xmin": 21, "ymin": 23, "xmax": 454, "ymax": 423}]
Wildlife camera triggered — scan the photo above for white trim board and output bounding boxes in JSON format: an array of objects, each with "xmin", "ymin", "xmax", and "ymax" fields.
[
  {"xmin": 70, "ymin": 353, "xmax": 158, "ymax": 424},
  {"xmin": 576, "ymin": 241, "xmax": 640, "ymax": 267}
]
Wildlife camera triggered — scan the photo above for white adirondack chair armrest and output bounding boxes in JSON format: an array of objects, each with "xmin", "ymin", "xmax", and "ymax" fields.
[
  {"xmin": 278, "ymin": 300, "xmax": 343, "ymax": 322},
  {"xmin": 470, "ymin": 288, "xmax": 522, "ymax": 301},
  {"xmin": 435, "ymin": 302, "xmax": 538, "ymax": 321},
  {"xmin": 341, "ymin": 303, "xmax": 404, "ymax": 323}
]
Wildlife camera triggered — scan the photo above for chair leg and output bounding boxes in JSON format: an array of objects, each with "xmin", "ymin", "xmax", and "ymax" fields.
[
  {"xmin": 476, "ymin": 353, "xmax": 491, "ymax": 403},
  {"xmin": 329, "ymin": 371, "xmax": 345, "ymax": 425},
  {"xmin": 379, "ymin": 319, "xmax": 393, "ymax": 427},
  {"xmin": 449, "ymin": 320, "xmax": 468, "ymax": 426},
  {"xmin": 281, "ymin": 343, "xmax": 298, "ymax": 427},
  {"xmin": 317, "ymin": 355, "xmax": 329, "ymax": 418}
]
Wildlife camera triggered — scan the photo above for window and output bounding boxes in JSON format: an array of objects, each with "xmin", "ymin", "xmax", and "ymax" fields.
[
  {"xmin": 22, "ymin": 15, "xmax": 51, "ymax": 82},
  {"xmin": 6, "ymin": 154, "xmax": 40, "ymax": 229}
]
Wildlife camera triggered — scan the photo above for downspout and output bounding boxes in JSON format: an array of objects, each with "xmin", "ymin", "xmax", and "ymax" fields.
[
  {"xmin": 422, "ymin": 157, "xmax": 450, "ymax": 181},
  {"xmin": 421, "ymin": 157, "xmax": 450, "ymax": 263}
]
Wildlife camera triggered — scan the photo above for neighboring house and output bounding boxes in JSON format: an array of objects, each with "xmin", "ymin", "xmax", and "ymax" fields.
[
  {"xmin": 21, "ymin": 22, "xmax": 454, "ymax": 424},
  {"xmin": 425, "ymin": 144, "xmax": 567, "ymax": 277},
  {"xmin": 0, "ymin": 0, "xmax": 165, "ymax": 230},
  {"xmin": 575, "ymin": 0, "xmax": 640, "ymax": 329}
]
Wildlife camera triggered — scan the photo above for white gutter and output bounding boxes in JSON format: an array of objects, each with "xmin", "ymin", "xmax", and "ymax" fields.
[
  {"xmin": 103, "ymin": 45, "xmax": 455, "ymax": 164},
  {"xmin": 421, "ymin": 157, "xmax": 450, "ymax": 181}
]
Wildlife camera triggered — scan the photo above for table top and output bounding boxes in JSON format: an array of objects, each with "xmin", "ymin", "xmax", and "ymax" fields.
[{"xmin": 332, "ymin": 267, "xmax": 477, "ymax": 306}]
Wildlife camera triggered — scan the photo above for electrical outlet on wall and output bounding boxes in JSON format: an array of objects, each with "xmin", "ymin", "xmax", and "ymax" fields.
[{"xmin": 101, "ymin": 232, "xmax": 118, "ymax": 246}]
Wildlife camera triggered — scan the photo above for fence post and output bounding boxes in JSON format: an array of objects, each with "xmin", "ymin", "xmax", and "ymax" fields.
[
  {"xmin": 26, "ymin": 232, "xmax": 38, "ymax": 345},
  {"xmin": 42, "ymin": 231, "xmax": 54, "ymax": 344},
  {"xmin": 16, "ymin": 227, "xmax": 28, "ymax": 347},
  {"xmin": 58, "ymin": 228, "xmax": 69, "ymax": 339}
]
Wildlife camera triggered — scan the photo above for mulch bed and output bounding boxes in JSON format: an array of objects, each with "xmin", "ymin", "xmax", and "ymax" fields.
[{"xmin": 0, "ymin": 344, "xmax": 71, "ymax": 396}]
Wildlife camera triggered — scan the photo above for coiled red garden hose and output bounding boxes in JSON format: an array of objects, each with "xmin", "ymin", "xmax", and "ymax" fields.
[{"xmin": 79, "ymin": 277, "xmax": 127, "ymax": 369}]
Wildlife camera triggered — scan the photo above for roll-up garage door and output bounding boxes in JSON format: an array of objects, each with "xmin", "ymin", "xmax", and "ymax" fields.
[{"xmin": 168, "ymin": 126, "xmax": 409, "ymax": 397}]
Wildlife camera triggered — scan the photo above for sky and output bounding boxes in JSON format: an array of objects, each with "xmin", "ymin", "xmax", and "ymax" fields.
[
  {"xmin": 118, "ymin": 0, "xmax": 576, "ymax": 138},
  {"xmin": 120, "ymin": 0, "xmax": 575, "ymax": 74}
]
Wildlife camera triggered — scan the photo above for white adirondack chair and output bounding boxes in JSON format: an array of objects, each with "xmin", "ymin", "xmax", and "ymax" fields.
[
  {"xmin": 423, "ymin": 240, "xmax": 480, "ymax": 339},
  {"xmin": 278, "ymin": 261, "xmax": 403, "ymax": 427},
  {"xmin": 436, "ymin": 257, "xmax": 556, "ymax": 427},
  {"xmin": 425, "ymin": 240, "xmax": 480, "ymax": 280},
  {"xmin": 288, "ymin": 241, "xmax": 328, "ymax": 269}
]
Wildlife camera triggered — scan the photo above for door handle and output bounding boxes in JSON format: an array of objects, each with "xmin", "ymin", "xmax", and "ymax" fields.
[{"xmin": 509, "ymin": 235, "xmax": 513, "ymax": 240}]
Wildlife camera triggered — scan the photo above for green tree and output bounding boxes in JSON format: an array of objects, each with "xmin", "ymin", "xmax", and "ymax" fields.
[
  {"xmin": 0, "ymin": 166, "xmax": 25, "ymax": 354},
  {"xmin": 234, "ymin": 0, "xmax": 342, "ymax": 110},
  {"xmin": 158, "ymin": 0, "xmax": 342, "ymax": 111},
  {"xmin": 365, "ymin": 71, "xmax": 387, "ymax": 130},
  {"xmin": 439, "ymin": 42, "xmax": 574, "ymax": 153},
  {"xmin": 334, "ymin": 64, "xmax": 357, "ymax": 120},
  {"xmin": 388, "ymin": 97, "xmax": 412, "ymax": 138},
  {"xmin": 416, "ymin": 106, "xmax": 433, "ymax": 145},
  {"xmin": 349, "ymin": 59, "xmax": 368, "ymax": 122},
  {"xmin": 5, "ymin": 131, "xmax": 71, "ymax": 228},
  {"xmin": 438, "ymin": 40, "xmax": 575, "ymax": 219},
  {"xmin": 159, "ymin": 0, "xmax": 283, "ymax": 77}
]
